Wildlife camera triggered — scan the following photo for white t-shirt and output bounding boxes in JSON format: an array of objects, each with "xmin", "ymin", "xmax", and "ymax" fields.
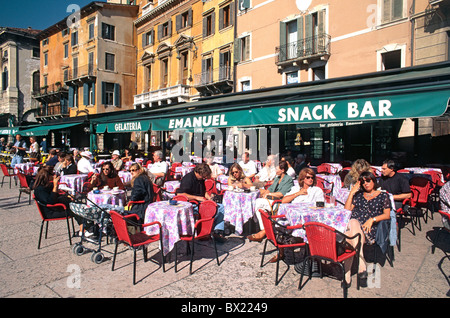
[
  {"xmin": 150, "ymin": 161, "xmax": 169, "ymax": 175},
  {"xmin": 287, "ymin": 167, "xmax": 296, "ymax": 179},
  {"xmin": 285, "ymin": 185, "xmax": 325, "ymax": 204},
  {"xmin": 77, "ymin": 157, "xmax": 94, "ymax": 174},
  {"xmin": 256, "ymin": 165, "xmax": 276, "ymax": 182},
  {"xmin": 239, "ymin": 160, "xmax": 258, "ymax": 177}
]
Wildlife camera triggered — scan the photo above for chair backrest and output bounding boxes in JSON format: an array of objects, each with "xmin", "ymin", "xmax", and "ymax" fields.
[
  {"xmin": 316, "ymin": 163, "xmax": 330, "ymax": 174},
  {"xmin": 17, "ymin": 173, "xmax": 28, "ymax": 188},
  {"xmin": 196, "ymin": 200, "xmax": 217, "ymax": 238},
  {"xmin": 0, "ymin": 164, "xmax": 10, "ymax": 176},
  {"xmin": 423, "ymin": 170, "xmax": 444, "ymax": 188},
  {"xmin": 152, "ymin": 183, "xmax": 162, "ymax": 202},
  {"xmin": 205, "ymin": 178, "xmax": 217, "ymax": 195},
  {"xmin": 110, "ymin": 210, "xmax": 132, "ymax": 244},
  {"xmin": 173, "ymin": 194, "xmax": 189, "ymax": 201},
  {"xmin": 316, "ymin": 176, "xmax": 332, "ymax": 194},
  {"xmin": 303, "ymin": 222, "xmax": 339, "ymax": 262},
  {"xmin": 32, "ymin": 194, "xmax": 46, "ymax": 220},
  {"xmin": 410, "ymin": 176, "xmax": 432, "ymax": 206},
  {"xmin": 259, "ymin": 210, "xmax": 279, "ymax": 247}
]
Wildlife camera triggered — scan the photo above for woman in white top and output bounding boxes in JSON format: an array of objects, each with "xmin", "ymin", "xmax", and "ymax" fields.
[{"xmin": 282, "ymin": 167, "xmax": 324, "ymax": 204}]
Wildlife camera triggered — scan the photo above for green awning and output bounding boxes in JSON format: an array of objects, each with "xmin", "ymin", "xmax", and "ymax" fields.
[
  {"xmin": 96, "ymin": 120, "xmax": 151, "ymax": 133},
  {"xmin": 0, "ymin": 127, "xmax": 19, "ymax": 135},
  {"xmin": 19, "ymin": 122, "xmax": 82, "ymax": 136}
]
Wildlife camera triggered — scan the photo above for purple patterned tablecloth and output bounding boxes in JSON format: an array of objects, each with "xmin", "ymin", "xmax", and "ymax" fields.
[
  {"xmin": 59, "ymin": 174, "xmax": 88, "ymax": 194},
  {"xmin": 278, "ymin": 203, "xmax": 351, "ymax": 242},
  {"xmin": 223, "ymin": 190, "xmax": 260, "ymax": 235},
  {"xmin": 87, "ymin": 190, "xmax": 127, "ymax": 207},
  {"xmin": 144, "ymin": 201, "xmax": 195, "ymax": 256},
  {"xmin": 118, "ymin": 171, "xmax": 132, "ymax": 184},
  {"xmin": 14, "ymin": 163, "xmax": 36, "ymax": 175},
  {"xmin": 175, "ymin": 166, "xmax": 194, "ymax": 178},
  {"xmin": 317, "ymin": 174, "xmax": 342, "ymax": 197},
  {"xmin": 162, "ymin": 181, "xmax": 180, "ymax": 200}
]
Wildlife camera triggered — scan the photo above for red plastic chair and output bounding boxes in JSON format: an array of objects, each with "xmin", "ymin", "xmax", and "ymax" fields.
[
  {"xmin": 167, "ymin": 162, "xmax": 182, "ymax": 181},
  {"xmin": 1, "ymin": 163, "xmax": 17, "ymax": 188},
  {"xmin": 317, "ymin": 163, "xmax": 332, "ymax": 175},
  {"xmin": 33, "ymin": 194, "xmax": 75, "ymax": 249},
  {"xmin": 205, "ymin": 178, "xmax": 226, "ymax": 196},
  {"xmin": 259, "ymin": 210, "xmax": 306, "ymax": 285},
  {"xmin": 110, "ymin": 210, "xmax": 165, "ymax": 285},
  {"xmin": 152, "ymin": 183, "xmax": 162, "ymax": 202},
  {"xmin": 409, "ymin": 176, "xmax": 434, "ymax": 228},
  {"xmin": 423, "ymin": 170, "xmax": 444, "ymax": 211},
  {"xmin": 17, "ymin": 172, "xmax": 32, "ymax": 205},
  {"xmin": 316, "ymin": 176, "xmax": 334, "ymax": 202},
  {"xmin": 298, "ymin": 222, "xmax": 361, "ymax": 298},
  {"xmin": 175, "ymin": 200, "xmax": 220, "ymax": 274}
]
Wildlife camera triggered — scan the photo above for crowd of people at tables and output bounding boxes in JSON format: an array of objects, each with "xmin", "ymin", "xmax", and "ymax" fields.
[{"xmin": 14, "ymin": 137, "xmax": 448, "ymax": 288}]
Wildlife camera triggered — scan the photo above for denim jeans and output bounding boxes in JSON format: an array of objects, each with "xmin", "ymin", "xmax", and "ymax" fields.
[
  {"xmin": 193, "ymin": 203, "xmax": 225, "ymax": 232},
  {"xmin": 10, "ymin": 155, "xmax": 23, "ymax": 168}
]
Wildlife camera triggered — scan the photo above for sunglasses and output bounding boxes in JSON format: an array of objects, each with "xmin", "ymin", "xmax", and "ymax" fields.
[
  {"xmin": 305, "ymin": 176, "xmax": 314, "ymax": 180},
  {"xmin": 130, "ymin": 169, "xmax": 138, "ymax": 172},
  {"xmin": 360, "ymin": 178, "xmax": 372, "ymax": 184},
  {"xmin": 232, "ymin": 170, "xmax": 240, "ymax": 174},
  {"xmin": 102, "ymin": 168, "xmax": 110, "ymax": 171}
]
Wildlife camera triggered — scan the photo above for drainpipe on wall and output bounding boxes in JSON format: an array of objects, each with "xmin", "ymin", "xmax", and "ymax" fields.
[{"xmin": 233, "ymin": 0, "xmax": 238, "ymax": 93}]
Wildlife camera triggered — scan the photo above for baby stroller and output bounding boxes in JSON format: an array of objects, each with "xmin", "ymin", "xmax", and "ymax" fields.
[{"xmin": 69, "ymin": 195, "xmax": 123, "ymax": 264}]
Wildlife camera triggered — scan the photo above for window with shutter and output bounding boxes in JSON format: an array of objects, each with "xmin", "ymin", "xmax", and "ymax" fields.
[
  {"xmin": 382, "ymin": 0, "xmax": 404, "ymax": 24},
  {"xmin": 102, "ymin": 23, "xmax": 115, "ymax": 41},
  {"xmin": 105, "ymin": 53, "xmax": 115, "ymax": 71}
]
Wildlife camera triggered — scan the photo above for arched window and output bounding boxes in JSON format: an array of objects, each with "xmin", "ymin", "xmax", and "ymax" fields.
[{"xmin": 32, "ymin": 71, "xmax": 40, "ymax": 93}]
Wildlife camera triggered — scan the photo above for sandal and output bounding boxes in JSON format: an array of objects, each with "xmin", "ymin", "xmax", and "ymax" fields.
[{"xmin": 247, "ymin": 234, "xmax": 264, "ymax": 242}]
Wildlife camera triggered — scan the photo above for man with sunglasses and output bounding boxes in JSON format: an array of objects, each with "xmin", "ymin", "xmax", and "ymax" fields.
[
  {"xmin": 176, "ymin": 163, "xmax": 227, "ymax": 243},
  {"xmin": 378, "ymin": 159, "xmax": 411, "ymax": 210}
]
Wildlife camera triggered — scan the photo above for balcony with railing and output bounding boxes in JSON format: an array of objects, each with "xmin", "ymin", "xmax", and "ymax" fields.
[
  {"xmin": 193, "ymin": 66, "xmax": 233, "ymax": 96},
  {"xmin": 32, "ymin": 82, "xmax": 69, "ymax": 103},
  {"xmin": 275, "ymin": 33, "xmax": 331, "ymax": 66},
  {"xmin": 134, "ymin": 84, "xmax": 191, "ymax": 108},
  {"xmin": 66, "ymin": 64, "xmax": 97, "ymax": 83},
  {"xmin": 35, "ymin": 103, "xmax": 69, "ymax": 120}
]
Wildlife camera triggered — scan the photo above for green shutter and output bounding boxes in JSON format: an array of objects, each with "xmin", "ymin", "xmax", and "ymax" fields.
[
  {"xmin": 279, "ymin": 22, "xmax": 287, "ymax": 62},
  {"xmin": 68, "ymin": 86, "xmax": 74, "ymax": 108},
  {"xmin": 101, "ymin": 82, "xmax": 106, "ymax": 105},
  {"xmin": 234, "ymin": 38, "xmax": 241, "ymax": 63},
  {"xmin": 114, "ymin": 83, "xmax": 120, "ymax": 107},
  {"xmin": 83, "ymin": 83, "xmax": 89, "ymax": 106}
]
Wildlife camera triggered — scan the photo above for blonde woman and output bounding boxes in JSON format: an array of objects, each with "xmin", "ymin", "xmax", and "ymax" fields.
[
  {"xmin": 228, "ymin": 163, "xmax": 253, "ymax": 189},
  {"xmin": 126, "ymin": 163, "xmax": 154, "ymax": 222},
  {"xmin": 343, "ymin": 159, "xmax": 372, "ymax": 189}
]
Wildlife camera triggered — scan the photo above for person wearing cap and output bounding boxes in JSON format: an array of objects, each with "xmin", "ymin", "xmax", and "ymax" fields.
[
  {"xmin": 111, "ymin": 150, "xmax": 124, "ymax": 171},
  {"xmin": 77, "ymin": 151, "xmax": 94, "ymax": 174}
]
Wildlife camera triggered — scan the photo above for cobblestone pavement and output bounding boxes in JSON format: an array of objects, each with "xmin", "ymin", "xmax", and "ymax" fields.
[{"xmin": 0, "ymin": 179, "xmax": 449, "ymax": 304}]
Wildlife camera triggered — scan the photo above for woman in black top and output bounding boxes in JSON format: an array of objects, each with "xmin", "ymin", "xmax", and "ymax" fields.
[
  {"xmin": 33, "ymin": 166, "xmax": 83, "ymax": 231},
  {"xmin": 126, "ymin": 163, "xmax": 154, "ymax": 222},
  {"xmin": 344, "ymin": 171, "xmax": 391, "ymax": 287}
]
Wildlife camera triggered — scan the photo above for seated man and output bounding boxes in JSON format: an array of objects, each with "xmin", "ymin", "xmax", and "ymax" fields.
[
  {"xmin": 45, "ymin": 149, "xmax": 59, "ymax": 167},
  {"xmin": 111, "ymin": 150, "xmax": 124, "ymax": 171},
  {"xmin": 147, "ymin": 150, "xmax": 168, "ymax": 186},
  {"xmin": 378, "ymin": 159, "xmax": 411, "ymax": 210},
  {"xmin": 238, "ymin": 152, "xmax": 258, "ymax": 179},
  {"xmin": 176, "ymin": 163, "xmax": 227, "ymax": 243},
  {"xmin": 252, "ymin": 154, "xmax": 277, "ymax": 189}
]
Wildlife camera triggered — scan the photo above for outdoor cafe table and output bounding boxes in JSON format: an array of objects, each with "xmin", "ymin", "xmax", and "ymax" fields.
[
  {"xmin": 404, "ymin": 167, "xmax": 445, "ymax": 183},
  {"xmin": 59, "ymin": 174, "xmax": 88, "ymax": 194},
  {"xmin": 144, "ymin": 200, "xmax": 195, "ymax": 256},
  {"xmin": 317, "ymin": 174, "xmax": 342, "ymax": 197},
  {"xmin": 87, "ymin": 189, "xmax": 127, "ymax": 207},
  {"xmin": 118, "ymin": 171, "xmax": 132, "ymax": 184},
  {"xmin": 222, "ymin": 189, "xmax": 260, "ymax": 235},
  {"xmin": 175, "ymin": 165, "xmax": 194, "ymax": 178},
  {"xmin": 14, "ymin": 162, "xmax": 37, "ymax": 175},
  {"xmin": 162, "ymin": 180, "xmax": 180, "ymax": 200},
  {"xmin": 277, "ymin": 202, "xmax": 352, "ymax": 242}
]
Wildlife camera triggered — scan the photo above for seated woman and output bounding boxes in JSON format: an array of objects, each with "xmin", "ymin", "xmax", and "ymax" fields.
[
  {"xmin": 248, "ymin": 161, "xmax": 294, "ymax": 260},
  {"xmin": 90, "ymin": 161, "xmax": 125, "ymax": 190},
  {"xmin": 282, "ymin": 167, "xmax": 324, "ymax": 204},
  {"xmin": 343, "ymin": 159, "xmax": 372, "ymax": 189},
  {"xmin": 227, "ymin": 163, "xmax": 253, "ymax": 190},
  {"xmin": 61, "ymin": 155, "xmax": 78, "ymax": 175},
  {"xmin": 344, "ymin": 171, "xmax": 391, "ymax": 287},
  {"xmin": 32, "ymin": 166, "xmax": 84, "ymax": 235},
  {"xmin": 125, "ymin": 163, "xmax": 154, "ymax": 223}
]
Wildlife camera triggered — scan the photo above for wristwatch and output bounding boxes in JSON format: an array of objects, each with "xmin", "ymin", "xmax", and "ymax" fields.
[{"xmin": 372, "ymin": 217, "xmax": 377, "ymax": 223}]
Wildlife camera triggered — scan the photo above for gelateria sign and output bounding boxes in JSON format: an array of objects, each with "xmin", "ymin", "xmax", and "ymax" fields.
[{"xmin": 151, "ymin": 88, "xmax": 449, "ymax": 130}]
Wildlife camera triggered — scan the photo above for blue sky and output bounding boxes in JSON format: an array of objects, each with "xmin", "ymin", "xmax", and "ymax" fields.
[{"xmin": 0, "ymin": 0, "xmax": 96, "ymax": 31}]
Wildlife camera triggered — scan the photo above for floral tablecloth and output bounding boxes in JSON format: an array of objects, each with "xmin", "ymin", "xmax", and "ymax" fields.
[
  {"xmin": 162, "ymin": 181, "xmax": 180, "ymax": 200},
  {"xmin": 316, "ymin": 174, "xmax": 342, "ymax": 197},
  {"xmin": 278, "ymin": 203, "xmax": 351, "ymax": 242},
  {"xmin": 87, "ymin": 189, "xmax": 127, "ymax": 207},
  {"xmin": 223, "ymin": 190, "xmax": 260, "ymax": 235},
  {"xmin": 14, "ymin": 163, "xmax": 37, "ymax": 175},
  {"xmin": 175, "ymin": 166, "xmax": 194, "ymax": 178},
  {"xmin": 118, "ymin": 171, "xmax": 132, "ymax": 184},
  {"xmin": 59, "ymin": 174, "xmax": 88, "ymax": 194},
  {"xmin": 144, "ymin": 201, "xmax": 195, "ymax": 256}
]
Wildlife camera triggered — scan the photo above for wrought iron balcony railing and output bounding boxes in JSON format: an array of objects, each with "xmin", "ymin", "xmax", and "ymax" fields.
[
  {"xmin": 193, "ymin": 66, "xmax": 233, "ymax": 87},
  {"xmin": 275, "ymin": 33, "xmax": 331, "ymax": 64}
]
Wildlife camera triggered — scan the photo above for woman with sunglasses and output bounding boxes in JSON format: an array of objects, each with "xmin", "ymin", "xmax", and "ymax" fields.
[
  {"xmin": 90, "ymin": 161, "xmax": 125, "ymax": 190},
  {"xmin": 228, "ymin": 163, "xmax": 253, "ymax": 190},
  {"xmin": 125, "ymin": 163, "xmax": 153, "ymax": 222},
  {"xmin": 282, "ymin": 168, "xmax": 324, "ymax": 204},
  {"xmin": 344, "ymin": 171, "xmax": 391, "ymax": 287}
]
